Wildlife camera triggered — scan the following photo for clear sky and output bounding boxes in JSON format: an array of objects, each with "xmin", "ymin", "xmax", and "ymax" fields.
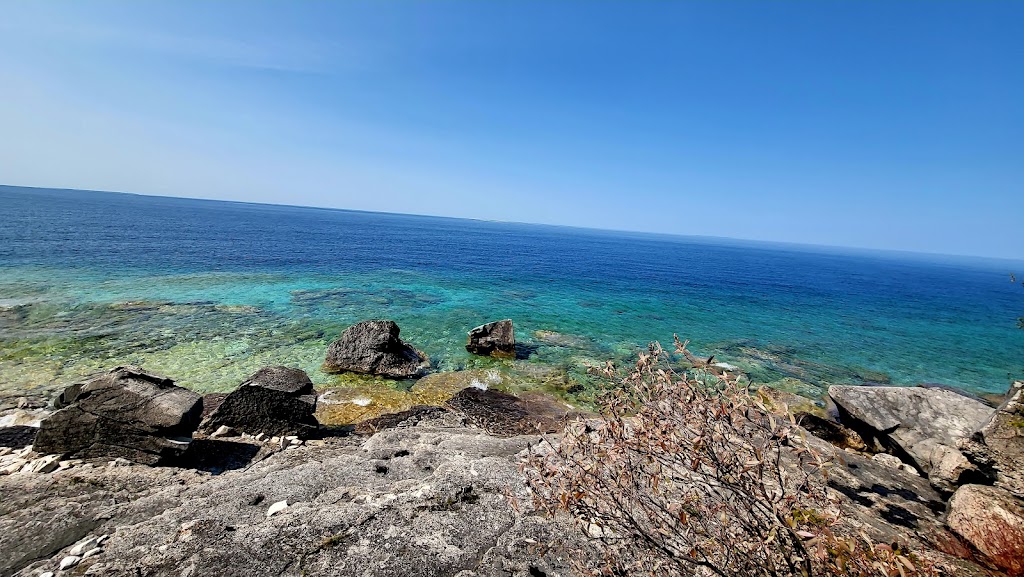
[{"xmin": 0, "ymin": 1, "xmax": 1021, "ymax": 259}]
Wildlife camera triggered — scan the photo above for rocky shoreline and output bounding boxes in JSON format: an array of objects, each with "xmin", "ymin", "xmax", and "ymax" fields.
[{"xmin": 1, "ymin": 320, "xmax": 1023, "ymax": 576}]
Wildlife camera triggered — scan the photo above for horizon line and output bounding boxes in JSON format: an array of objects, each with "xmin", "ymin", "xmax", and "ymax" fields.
[{"xmin": 2, "ymin": 182, "xmax": 1021, "ymax": 267}]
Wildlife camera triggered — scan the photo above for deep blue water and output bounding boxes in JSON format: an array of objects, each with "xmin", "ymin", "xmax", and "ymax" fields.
[{"xmin": 1, "ymin": 185, "xmax": 1021, "ymax": 404}]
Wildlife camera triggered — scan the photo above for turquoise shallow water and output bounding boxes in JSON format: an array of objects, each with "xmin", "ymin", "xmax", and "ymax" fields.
[{"xmin": 1, "ymin": 185, "xmax": 1022, "ymax": 415}]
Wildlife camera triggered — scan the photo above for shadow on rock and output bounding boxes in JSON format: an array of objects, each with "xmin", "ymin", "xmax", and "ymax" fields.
[
  {"xmin": 0, "ymin": 425, "xmax": 38, "ymax": 448},
  {"xmin": 174, "ymin": 438, "xmax": 262, "ymax": 474},
  {"xmin": 514, "ymin": 342, "xmax": 540, "ymax": 360}
]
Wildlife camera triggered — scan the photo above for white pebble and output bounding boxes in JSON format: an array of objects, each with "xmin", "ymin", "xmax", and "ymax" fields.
[
  {"xmin": 69, "ymin": 536, "xmax": 98, "ymax": 556},
  {"xmin": 82, "ymin": 547, "xmax": 102, "ymax": 558},
  {"xmin": 40, "ymin": 572, "xmax": 54, "ymax": 577},
  {"xmin": 210, "ymin": 425, "xmax": 235, "ymax": 438},
  {"xmin": 96, "ymin": 534, "xmax": 110, "ymax": 545},
  {"xmin": 266, "ymin": 500, "xmax": 289, "ymax": 518},
  {"xmin": 59, "ymin": 555, "xmax": 81, "ymax": 570}
]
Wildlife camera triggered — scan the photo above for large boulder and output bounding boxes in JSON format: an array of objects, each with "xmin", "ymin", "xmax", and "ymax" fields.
[
  {"xmin": 33, "ymin": 366, "xmax": 202, "ymax": 465},
  {"xmin": 959, "ymin": 381, "xmax": 1024, "ymax": 498},
  {"xmin": 323, "ymin": 320, "xmax": 429, "ymax": 378},
  {"xmin": 199, "ymin": 366, "xmax": 319, "ymax": 439},
  {"xmin": 828, "ymin": 385, "xmax": 993, "ymax": 493},
  {"xmin": 946, "ymin": 484, "xmax": 1024, "ymax": 575},
  {"xmin": 466, "ymin": 319, "xmax": 515, "ymax": 357}
]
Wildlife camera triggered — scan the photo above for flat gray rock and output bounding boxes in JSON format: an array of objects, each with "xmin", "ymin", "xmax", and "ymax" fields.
[
  {"xmin": 2, "ymin": 416, "xmax": 589, "ymax": 577},
  {"xmin": 2, "ymin": 413, "xmax": 991, "ymax": 577}
]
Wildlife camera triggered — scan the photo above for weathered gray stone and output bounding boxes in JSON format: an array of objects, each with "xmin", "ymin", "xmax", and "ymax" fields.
[
  {"xmin": 946, "ymin": 484, "xmax": 1024, "ymax": 576},
  {"xmin": 466, "ymin": 319, "xmax": 515, "ymax": 357},
  {"xmin": 959, "ymin": 381, "xmax": 1024, "ymax": 499},
  {"xmin": 1, "ymin": 410, "xmax": 996, "ymax": 577},
  {"xmin": 27, "ymin": 454, "xmax": 60, "ymax": 474},
  {"xmin": 323, "ymin": 320, "xmax": 430, "ymax": 378},
  {"xmin": 828, "ymin": 385, "xmax": 993, "ymax": 492},
  {"xmin": 33, "ymin": 367, "xmax": 202, "ymax": 465},
  {"xmin": 1, "ymin": 418, "xmax": 593, "ymax": 577},
  {"xmin": 199, "ymin": 367, "xmax": 318, "ymax": 439}
]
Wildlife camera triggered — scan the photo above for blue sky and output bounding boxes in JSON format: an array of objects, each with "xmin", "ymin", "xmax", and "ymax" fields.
[{"xmin": 0, "ymin": 1, "xmax": 1021, "ymax": 259}]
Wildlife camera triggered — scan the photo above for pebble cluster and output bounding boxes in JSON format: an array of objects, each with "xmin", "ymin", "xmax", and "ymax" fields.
[
  {"xmin": 0, "ymin": 445, "xmax": 87, "ymax": 476},
  {"xmin": 211, "ymin": 424, "xmax": 316, "ymax": 450},
  {"xmin": 33, "ymin": 533, "xmax": 111, "ymax": 576}
]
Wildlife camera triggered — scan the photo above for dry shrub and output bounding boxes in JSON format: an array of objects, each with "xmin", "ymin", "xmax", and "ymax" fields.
[
  {"xmin": 524, "ymin": 337, "xmax": 939, "ymax": 577},
  {"xmin": 812, "ymin": 529, "xmax": 939, "ymax": 577}
]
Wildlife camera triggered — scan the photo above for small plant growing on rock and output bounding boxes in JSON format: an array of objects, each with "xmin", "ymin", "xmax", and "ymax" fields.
[{"xmin": 524, "ymin": 337, "xmax": 939, "ymax": 577}]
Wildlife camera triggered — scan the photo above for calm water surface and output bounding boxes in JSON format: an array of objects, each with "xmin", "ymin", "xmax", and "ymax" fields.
[{"xmin": 1, "ymin": 185, "xmax": 1021, "ymax": 419}]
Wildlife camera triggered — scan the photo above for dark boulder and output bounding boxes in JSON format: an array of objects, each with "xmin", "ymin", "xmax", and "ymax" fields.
[
  {"xmin": 323, "ymin": 320, "xmax": 429, "ymax": 378},
  {"xmin": 199, "ymin": 366, "xmax": 319, "ymax": 439},
  {"xmin": 466, "ymin": 319, "xmax": 515, "ymax": 357},
  {"xmin": 445, "ymin": 387, "xmax": 576, "ymax": 436},
  {"xmin": 33, "ymin": 366, "xmax": 202, "ymax": 465}
]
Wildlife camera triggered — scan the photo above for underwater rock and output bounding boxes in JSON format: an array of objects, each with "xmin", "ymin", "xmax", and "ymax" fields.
[
  {"xmin": 411, "ymin": 369, "xmax": 503, "ymax": 397},
  {"xmin": 466, "ymin": 319, "xmax": 515, "ymax": 357},
  {"xmin": 323, "ymin": 320, "xmax": 430, "ymax": 378},
  {"xmin": 199, "ymin": 366, "xmax": 319, "ymax": 439},
  {"xmin": 829, "ymin": 385, "xmax": 992, "ymax": 493},
  {"xmin": 959, "ymin": 381, "xmax": 1024, "ymax": 499},
  {"xmin": 33, "ymin": 366, "xmax": 202, "ymax": 465},
  {"xmin": 532, "ymin": 330, "xmax": 591, "ymax": 349}
]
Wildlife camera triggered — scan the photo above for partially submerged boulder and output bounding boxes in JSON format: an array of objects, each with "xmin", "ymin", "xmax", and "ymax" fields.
[
  {"xmin": 466, "ymin": 319, "xmax": 515, "ymax": 357},
  {"xmin": 199, "ymin": 366, "xmax": 319, "ymax": 439},
  {"xmin": 323, "ymin": 320, "xmax": 429, "ymax": 378},
  {"xmin": 33, "ymin": 366, "xmax": 202, "ymax": 465},
  {"xmin": 946, "ymin": 484, "xmax": 1024, "ymax": 576},
  {"xmin": 828, "ymin": 385, "xmax": 993, "ymax": 493},
  {"xmin": 959, "ymin": 381, "xmax": 1024, "ymax": 498}
]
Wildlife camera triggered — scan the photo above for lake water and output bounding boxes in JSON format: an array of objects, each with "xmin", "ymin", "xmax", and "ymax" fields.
[{"xmin": 1, "ymin": 185, "xmax": 1021, "ymax": 421}]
